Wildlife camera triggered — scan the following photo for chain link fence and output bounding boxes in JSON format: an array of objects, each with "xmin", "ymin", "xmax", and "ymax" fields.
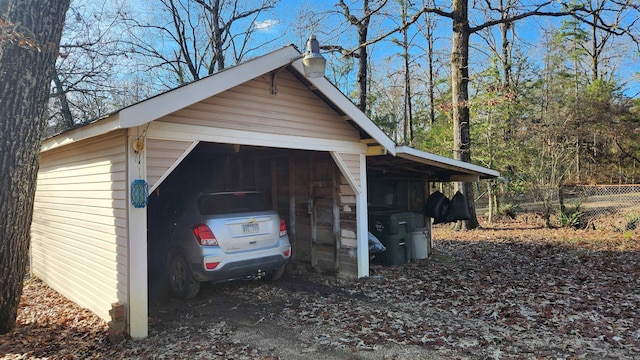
[
  {"xmin": 563, "ymin": 185, "xmax": 640, "ymax": 216},
  {"xmin": 562, "ymin": 185, "xmax": 640, "ymax": 230},
  {"xmin": 474, "ymin": 183, "xmax": 640, "ymax": 230}
]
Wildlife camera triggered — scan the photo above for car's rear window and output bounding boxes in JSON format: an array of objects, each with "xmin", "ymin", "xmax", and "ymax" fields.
[{"xmin": 198, "ymin": 192, "xmax": 269, "ymax": 215}]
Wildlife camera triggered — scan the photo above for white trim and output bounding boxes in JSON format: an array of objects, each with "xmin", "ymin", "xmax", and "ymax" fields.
[
  {"xmin": 290, "ymin": 60, "xmax": 397, "ymax": 156},
  {"xmin": 395, "ymin": 145, "xmax": 500, "ymax": 178},
  {"xmin": 147, "ymin": 121, "xmax": 367, "ymax": 153},
  {"xmin": 330, "ymin": 152, "xmax": 361, "ymax": 195},
  {"xmin": 41, "ymin": 116, "xmax": 122, "ymax": 153},
  {"xmin": 126, "ymin": 129, "xmax": 148, "ymax": 338},
  {"xmin": 356, "ymin": 153, "xmax": 369, "ymax": 278},
  {"xmin": 148, "ymin": 140, "xmax": 199, "ymax": 193},
  {"xmin": 119, "ymin": 47, "xmax": 302, "ymax": 128}
]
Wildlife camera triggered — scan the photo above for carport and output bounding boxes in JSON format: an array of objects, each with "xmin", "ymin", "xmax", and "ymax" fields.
[{"xmin": 30, "ymin": 45, "xmax": 497, "ymax": 339}]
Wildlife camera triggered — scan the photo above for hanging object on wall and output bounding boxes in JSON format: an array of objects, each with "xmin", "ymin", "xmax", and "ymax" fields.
[
  {"xmin": 433, "ymin": 196, "xmax": 451, "ymax": 224},
  {"xmin": 131, "ymin": 179, "xmax": 149, "ymax": 208},
  {"xmin": 133, "ymin": 138, "xmax": 145, "ymax": 152},
  {"xmin": 446, "ymin": 191, "xmax": 472, "ymax": 222},
  {"xmin": 424, "ymin": 191, "xmax": 445, "ymax": 218},
  {"xmin": 425, "ymin": 190, "xmax": 471, "ymax": 224}
]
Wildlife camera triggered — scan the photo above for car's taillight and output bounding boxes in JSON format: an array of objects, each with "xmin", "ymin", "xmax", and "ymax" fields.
[
  {"xmin": 205, "ymin": 262, "xmax": 220, "ymax": 270},
  {"xmin": 192, "ymin": 224, "xmax": 218, "ymax": 246},
  {"xmin": 283, "ymin": 247, "xmax": 291, "ymax": 257},
  {"xmin": 279, "ymin": 218, "xmax": 287, "ymax": 237}
]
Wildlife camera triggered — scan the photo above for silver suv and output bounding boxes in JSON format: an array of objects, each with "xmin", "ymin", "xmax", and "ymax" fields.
[{"xmin": 164, "ymin": 191, "xmax": 291, "ymax": 299}]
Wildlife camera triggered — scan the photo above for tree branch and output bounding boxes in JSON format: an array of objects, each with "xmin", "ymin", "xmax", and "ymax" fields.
[
  {"xmin": 614, "ymin": 136, "xmax": 640, "ymax": 163},
  {"xmin": 329, "ymin": 6, "xmax": 448, "ymax": 58}
]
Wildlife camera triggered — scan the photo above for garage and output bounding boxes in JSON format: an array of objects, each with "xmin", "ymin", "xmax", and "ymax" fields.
[
  {"xmin": 146, "ymin": 143, "xmax": 362, "ymax": 301},
  {"xmin": 30, "ymin": 44, "xmax": 498, "ymax": 339}
]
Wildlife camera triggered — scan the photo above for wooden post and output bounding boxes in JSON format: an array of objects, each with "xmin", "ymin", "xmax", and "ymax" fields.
[
  {"xmin": 356, "ymin": 153, "xmax": 369, "ymax": 278},
  {"xmin": 423, "ymin": 179, "xmax": 432, "ymax": 254},
  {"xmin": 309, "ymin": 153, "xmax": 317, "ymax": 269},
  {"xmin": 332, "ymin": 165, "xmax": 341, "ymax": 273},
  {"xmin": 288, "ymin": 154, "xmax": 296, "ymax": 262},
  {"xmin": 127, "ymin": 129, "xmax": 148, "ymax": 338},
  {"xmin": 271, "ymin": 158, "xmax": 278, "ymax": 211}
]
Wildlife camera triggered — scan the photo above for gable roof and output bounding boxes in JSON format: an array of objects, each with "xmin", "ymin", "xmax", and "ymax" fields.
[
  {"xmin": 43, "ymin": 46, "xmax": 395, "ymax": 152},
  {"xmin": 41, "ymin": 45, "xmax": 497, "ymax": 179}
]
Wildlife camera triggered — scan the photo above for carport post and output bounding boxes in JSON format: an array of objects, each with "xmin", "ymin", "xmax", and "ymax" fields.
[
  {"xmin": 126, "ymin": 130, "xmax": 148, "ymax": 338},
  {"xmin": 357, "ymin": 153, "xmax": 369, "ymax": 277}
]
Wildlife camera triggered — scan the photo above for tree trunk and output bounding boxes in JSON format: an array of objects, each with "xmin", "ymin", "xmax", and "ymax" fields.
[
  {"xmin": 451, "ymin": 0, "xmax": 479, "ymax": 230},
  {"xmin": 425, "ymin": 12, "xmax": 436, "ymax": 124},
  {"xmin": 428, "ymin": 34, "xmax": 436, "ymax": 124},
  {"xmin": 591, "ymin": 9, "xmax": 598, "ymax": 81},
  {"xmin": 52, "ymin": 67, "xmax": 74, "ymax": 131},
  {"xmin": 356, "ymin": 15, "xmax": 369, "ymax": 113},
  {"xmin": 211, "ymin": 0, "xmax": 225, "ymax": 73},
  {"xmin": 498, "ymin": 0, "xmax": 512, "ymax": 88},
  {"xmin": 487, "ymin": 181, "xmax": 494, "ymax": 223},
  {"xmin": 402, "ymin": 7, "xmax": 412, "ymax": 145},
  {"xmin": 0, "ymin": 0, "xmax": 69, "ymax": 334}
]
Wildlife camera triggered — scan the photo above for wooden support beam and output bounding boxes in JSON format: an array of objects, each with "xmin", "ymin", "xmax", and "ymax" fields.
[
  {"xmin": 366, "ymin": 145, "xmax": 387, "ymax": 156},
  {"xmin": 288, "ymin": 154, "xmax": 297, "ymax": 261},
  {"xmin": 271, "ymin": 158, "xmax": 277, "ymax": 211},
  {"xmin": 126, "ymin": 129, "xmax": 148, "ymax": 338},
  {"xmin": 332, "ymin": 166, "xmax": 341, "ymax": 273},
  {"xmin": 448, "ymin": 174, "xmax": 480, "ymax": 182},
  {"xmin": 356, "ymin": 153, "xmax": 369, "ymax": 278}
]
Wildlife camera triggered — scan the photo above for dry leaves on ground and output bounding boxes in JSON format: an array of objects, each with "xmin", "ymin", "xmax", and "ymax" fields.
[{"xmin": 1, "ymin": 218, "xmax": 639, "ymax": 359}]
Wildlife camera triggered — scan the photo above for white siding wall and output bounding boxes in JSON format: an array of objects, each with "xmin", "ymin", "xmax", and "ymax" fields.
[
  {"xmin": 146, "ymin": 138, "xmax": 196, "ymax": 190},
  {"xmin": 336, "ymin": 152, "xmax": 361, "ymax": 190},
  {"xmin": 160, "ymin": 70, "xmax": 361, "ymax": 143},
  {"xmin": 31, "ymin": 130, "xmax": 128, "ymax": 321}
]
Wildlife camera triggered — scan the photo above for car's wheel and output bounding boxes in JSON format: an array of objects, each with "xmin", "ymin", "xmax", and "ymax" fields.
[
  {"xmin": 262, "ymin": 265, "xmax": 286, "ymax": 282},
  {"xmin": 167, "ymin": 253, "xmax": 200, "ymax": 299}
]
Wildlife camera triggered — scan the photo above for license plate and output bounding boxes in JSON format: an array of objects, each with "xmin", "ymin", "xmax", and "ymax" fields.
[{"xmin": 242, "ymin": 223, "xmax": 259, "ymax": 234}]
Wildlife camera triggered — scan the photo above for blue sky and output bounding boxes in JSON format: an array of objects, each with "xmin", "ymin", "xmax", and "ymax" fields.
[
  {"xmin": 250, "ymin": 0, "xmax": 639, "ymax": 98},
  {"xmin": 72, "ymin": 0, "xmax": 639, "ymax": 98}
]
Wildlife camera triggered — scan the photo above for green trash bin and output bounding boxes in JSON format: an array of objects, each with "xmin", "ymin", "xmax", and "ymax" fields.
[{"xmin": 369, "ymin": 211, "xmax": 413, "ymax": 266}]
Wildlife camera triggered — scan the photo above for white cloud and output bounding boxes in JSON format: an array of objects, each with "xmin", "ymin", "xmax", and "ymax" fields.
[{"xmin": 254, "ymin": 19, "xmax": 279, "ymax": 31}]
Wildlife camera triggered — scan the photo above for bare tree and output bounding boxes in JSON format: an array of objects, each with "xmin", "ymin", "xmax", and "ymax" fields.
[
  {"xmin": 400, "ymin": 0, "xmax": 413, "ymax": 145},
  {"xmin": 0, "ymin": 0, "xmax": 70, "ymax": 333},
  {"xmin": 420, "ymin": 5, "xmax": 439, "ymax": 125},
  {"xmin": 123, "ymin": 0, "xmax": 279, "ymax": 86},
  {"xmin": 50, "ymin": 1, "xmax": 132, "ymax": 133},
  {"xmin": 418, "ymin": 0, "xmax": 639, "ymax": 230},
  {"xmin": 323, "ymin": 0, "xmax": 389, "ymax": 113}
]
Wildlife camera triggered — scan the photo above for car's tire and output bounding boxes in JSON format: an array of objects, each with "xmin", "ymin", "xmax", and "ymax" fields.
[
  {"xmin": 262, "ymin": 265, "xmax": 286, "ymax": 282},
  {"xmin": 167, "ymin": 253, "xmax": 200, "ymax": 299}
]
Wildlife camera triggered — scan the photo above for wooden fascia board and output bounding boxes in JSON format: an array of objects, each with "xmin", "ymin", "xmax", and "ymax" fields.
[
  {"xmin": 41, "ymin": 114, "xmax": 122, "ymax": 152},
  {"xmin": 119, "ymin": 47, "xmax": 302, "ymax": 128},
  {"xmin": 395, "ymin": 146, "xmax": 500, "ymax": 178},
  {"xmin": 448, "ymin": 174, "xmax": 480, "ymax": 182},
  {"xmin": 147, "ymin": 121, "xmax": 368, "ymax": 153},
  {"xmin": 290, "ymin": 61, "xmax": 397, "ymax": 156}
]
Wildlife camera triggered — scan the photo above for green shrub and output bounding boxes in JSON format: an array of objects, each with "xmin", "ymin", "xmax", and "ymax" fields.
[
  {"xmin": 499, "ymin": 203, "xmax": 522, "ymax": 219},
  {"xmin": 624, "ymin": 213, "xmax": 640, "ymax": 231},
  {"xmin": 560, "ymin": 204, "xmax": 583, "ymax": 229}
]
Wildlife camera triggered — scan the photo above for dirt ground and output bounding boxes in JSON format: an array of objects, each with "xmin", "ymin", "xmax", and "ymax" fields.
[{"xmin": 1, "ymin": 217, "xmax": 639, "ymax": 359}]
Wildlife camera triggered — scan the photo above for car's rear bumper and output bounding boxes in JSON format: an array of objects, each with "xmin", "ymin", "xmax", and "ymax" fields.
[
  {"xmin": 191, "ymin": 253, "xmax": 290, "ymax": 282},
  {"xmin": 185, "ymin": 236, "xmax": 289, "ymax": 281}
]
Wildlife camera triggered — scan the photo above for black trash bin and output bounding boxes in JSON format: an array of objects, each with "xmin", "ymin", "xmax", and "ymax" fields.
[{"xmin": 368, "ymin": 211, "xmax": 413, "ymax": 266}]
